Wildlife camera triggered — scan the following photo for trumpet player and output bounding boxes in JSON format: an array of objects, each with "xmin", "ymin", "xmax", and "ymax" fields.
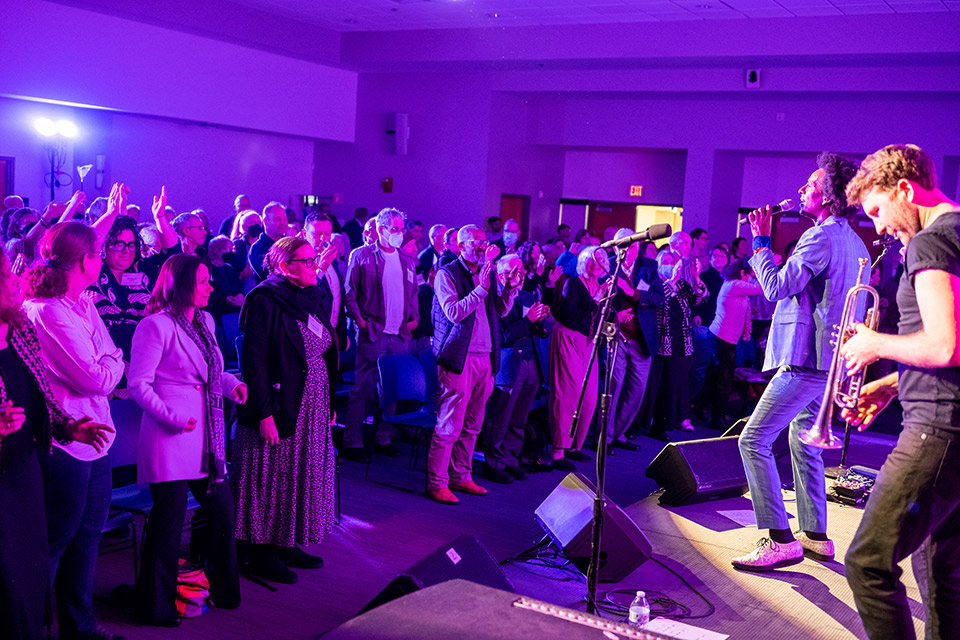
[
  {"xmin": 732, "ymin": 153, "xmax": 869, "ymax": 571},
  {"xmin": 840, "ymin": 144, "xmax": 960, "ymax": 640}
]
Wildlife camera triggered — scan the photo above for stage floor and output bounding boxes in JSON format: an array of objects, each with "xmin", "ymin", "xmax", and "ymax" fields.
[{"xmin": 91, "ymin": 426, "xmax": 923, "ymax": 639}]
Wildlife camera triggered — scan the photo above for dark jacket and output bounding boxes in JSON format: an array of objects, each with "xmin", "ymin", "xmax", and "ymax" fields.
[
  {"xmin": 632, "ymin": 257, "xmax": 665, "ymax": 356},
  {"xmin": 417, "ymin": 245, "xmax": 441, "ymax": 276},
  {"xmin": 247, "ymin": 232, "xmax": 278, "ymax": 283},
  {"xmin": 238, "ymin": 276, "xmax": 338, "ymax": 440},
  {"xmin": 0, "ymin": 321, "xmax": 72, "ymax": 473},
  {"xmin": 317, "ymin": 260, "xmax": 348, "ymax": 348},
  {"xmin": 495, "ymin": 288, "xmax": 546, "ymax": 387}
]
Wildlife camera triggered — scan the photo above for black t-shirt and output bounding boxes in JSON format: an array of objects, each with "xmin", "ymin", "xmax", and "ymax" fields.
[{"xmin": 897, "ymin": 211, "xmax": 960, "ymax": 431}]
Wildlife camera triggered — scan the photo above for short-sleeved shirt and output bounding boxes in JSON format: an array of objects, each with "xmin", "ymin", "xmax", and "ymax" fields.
[{"xmin": 897, "ymin": 211, "xmax": 960, "ymax": 432}]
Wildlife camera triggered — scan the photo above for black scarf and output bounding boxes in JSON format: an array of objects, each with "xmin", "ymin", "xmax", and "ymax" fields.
[{"xmin": 240, "ymin": 274, "xmax": 324, "ymax": 326}]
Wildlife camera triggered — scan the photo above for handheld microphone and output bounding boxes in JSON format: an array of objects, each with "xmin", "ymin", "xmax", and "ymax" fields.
[
  {"xmin": 874, "ymin": 236, "xmax": 899, "ymax": 246},
  {"xmin": 599, "ymin": 223, "xmax": 672, "ymax": 250},
  {"xmin": 737, "ymin": 198, "xmax": 795, "ymax": 226}
]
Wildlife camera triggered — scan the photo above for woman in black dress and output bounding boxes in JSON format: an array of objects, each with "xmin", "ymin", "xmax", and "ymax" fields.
[
  {"xmin": 0, "ymin": 250, "xmax": 113, "ymax": 640},
  {"xmin": 232, "ymin": 237, "xmax": 338, "ymax": 584}
]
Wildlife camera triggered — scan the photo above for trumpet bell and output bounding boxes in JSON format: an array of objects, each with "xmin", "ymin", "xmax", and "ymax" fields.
[{"xmin": 798, "ymin": 427, "xmax": 842, "ymax": 449}]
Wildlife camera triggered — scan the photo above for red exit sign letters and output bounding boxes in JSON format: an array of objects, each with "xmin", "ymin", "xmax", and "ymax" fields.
[{"xmin": 629, "ymin": 185, "xmax": 643, "ymax": 197}]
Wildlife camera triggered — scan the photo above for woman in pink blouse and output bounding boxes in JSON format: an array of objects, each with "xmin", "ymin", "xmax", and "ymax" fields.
[{"xmin": 22, "ymin": 220, "xmax": 125, "ymax": 640}]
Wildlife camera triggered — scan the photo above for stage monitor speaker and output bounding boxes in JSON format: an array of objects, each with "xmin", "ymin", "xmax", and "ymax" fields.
[
  {"xmin": 358, "ymin": 534, "xmax": 513, "ymax": 614},
  {"xmin": 327, "ymin": 579, "xmax": 675, "ymax": 640},
  {"xmin": 723, "ymin": 416, "xmax": 790, "ymax": 459},
  {"xmin": 645, "ymin": 436, "xmax": 749, "ymax": 506},
  {"xmin": 534, "ymin": 472, "xmax": 652, "ymax": 583}
]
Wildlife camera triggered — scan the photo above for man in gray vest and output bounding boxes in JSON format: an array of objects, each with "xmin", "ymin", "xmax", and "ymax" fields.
[{"xmin": 428, "ymin": 225, "xmax": 518, "ymax": 504}]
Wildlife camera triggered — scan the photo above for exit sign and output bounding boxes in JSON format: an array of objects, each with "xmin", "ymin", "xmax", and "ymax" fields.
[{"xmin": 629, "ymin": 185, "xmax": 644, "ymax": 197}]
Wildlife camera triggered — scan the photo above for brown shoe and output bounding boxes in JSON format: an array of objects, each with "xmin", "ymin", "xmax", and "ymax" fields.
[
  {"xmin": 427, "ymin": 487, "xmax": 459, "ymax": 504},
  {"xmin": 450, "ymin": 480, "xmax": 488, "ymax": 495}
]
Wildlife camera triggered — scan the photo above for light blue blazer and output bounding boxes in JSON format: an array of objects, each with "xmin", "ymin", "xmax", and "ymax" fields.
[
  {"xmin": 750, "ymin": 215, "xmax": 869, "ymax": 373},
  {"xmin": 128, "ymin": 310, "xmax": 241, "ymax": 483}
]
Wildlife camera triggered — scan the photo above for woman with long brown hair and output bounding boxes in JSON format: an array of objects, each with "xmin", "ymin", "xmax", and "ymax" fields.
[
  {"xmin": 129, "ymin": 253, "xmax": 246, "ymax": 627},
  {"xmin": 20, "ymin": 220, "xmax": 124, "ymax": 640}
]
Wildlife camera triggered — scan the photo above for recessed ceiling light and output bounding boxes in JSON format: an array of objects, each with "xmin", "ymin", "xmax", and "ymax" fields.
[
  {"xmin": 487, "ymin": 12, "xmax": 500, "ymax": 18},
  {"xmin": 695, "ymin": 4, "xmax": 714, "ymax": 8}
]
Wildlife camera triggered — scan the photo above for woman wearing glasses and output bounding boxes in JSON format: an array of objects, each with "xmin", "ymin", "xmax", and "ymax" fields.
[
  {"xmin": 88, "ymin": 216, "xmax": 150, "ymax": 397},
  {"xmin": 232, "ymin": 237, "xmax": 338, "ymax": 585},
  {"xmin": 21, "ymin": 220, "xmax": 124, "ymax": 640}
]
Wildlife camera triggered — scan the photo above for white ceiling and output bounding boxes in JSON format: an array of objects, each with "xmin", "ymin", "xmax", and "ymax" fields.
[{"xmin": 229, "ymin": 0, "xmax": 959, "ymax": 31}]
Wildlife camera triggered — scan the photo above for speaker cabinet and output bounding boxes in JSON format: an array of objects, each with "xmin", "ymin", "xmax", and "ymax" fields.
[
  {"xmin": 645, "ymin": 436, "xmax": 749, "ymax": 506},
  {"xmin": 359, "ymin": 534, "xmax": 513, "ymax": 614},
  {"xmin": 534, "ymin": 472, "xmax": 652, "ymax": 583}
]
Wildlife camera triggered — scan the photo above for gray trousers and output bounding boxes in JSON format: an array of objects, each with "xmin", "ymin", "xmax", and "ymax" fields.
[
  {"xmin": 606, "ymin": 339, "xmax": 653, "ymax": 443},
  {"xmin": 342, "ymin": 333, "xmax": 407, "ymax": 449},
  {"xmin": 482, "ymin": 358, "xmax": 540, "ymax": 470}
]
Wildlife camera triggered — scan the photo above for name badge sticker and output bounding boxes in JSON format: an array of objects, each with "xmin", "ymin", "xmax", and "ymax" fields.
[
  {"xmin": 121, "ymin": 272, "xmax": 144, "ymax": 287},
  {"xmin": 307, "ymin": 314, "xmax": 326, "ymax": 338}
]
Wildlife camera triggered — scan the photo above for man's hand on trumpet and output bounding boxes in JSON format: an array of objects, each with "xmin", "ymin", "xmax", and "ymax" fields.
[
  {"xmin": 840, "ymin": 323, "xmax": 883, "ymax": 374},
  {"xmin": 840, "ymin": 373, "xmax": 899, "ymax": 431}
]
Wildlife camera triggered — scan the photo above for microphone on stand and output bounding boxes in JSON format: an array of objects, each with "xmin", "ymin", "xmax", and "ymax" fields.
[
  {"xmin": 737, "ymin": 198, "xmax": 795, "ymax": 226},
  {"xmin": 873, "ymin": 236, "xmax": 899, "ymax": 246},
  {"xmin": 599, "ymin": 223, "xmax": 672, "ymax": 250}
]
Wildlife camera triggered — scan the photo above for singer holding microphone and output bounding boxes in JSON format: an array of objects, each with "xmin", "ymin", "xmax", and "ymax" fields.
[{"xmin": 732, "ymin": 153, "xmax": 869, "ymax": 571}]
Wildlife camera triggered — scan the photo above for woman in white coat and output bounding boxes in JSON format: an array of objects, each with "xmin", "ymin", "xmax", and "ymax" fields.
[{"xmin": 129, "ymin": 253, "xmax": 247, "ymax": 627}]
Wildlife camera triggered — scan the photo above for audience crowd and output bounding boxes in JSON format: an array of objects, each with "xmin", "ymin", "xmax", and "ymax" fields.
[{"xmin": 0, "ymin": 182, "xmax": 897, "ymax": 640}]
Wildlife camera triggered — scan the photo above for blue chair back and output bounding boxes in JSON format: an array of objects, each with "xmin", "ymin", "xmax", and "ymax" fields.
[
  {"xmin": 377, "ymin": 353, "xmax": 427, "ymax": 409},
  {"xmin": 418, "ymin": 349, "xmax": 439, "ymax": 405},
  {"xmin": 235, "ymin": 334, "xmax": 244, "ymax": 367},
  {"xmin": 108, "ymin": 398, "xmax": 142, "ymax": 468}
]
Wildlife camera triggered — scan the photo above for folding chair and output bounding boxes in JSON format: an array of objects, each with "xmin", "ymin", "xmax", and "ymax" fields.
[{"xmin": 365, "ymin": 353, "xmax": 437, "ymax": 492}]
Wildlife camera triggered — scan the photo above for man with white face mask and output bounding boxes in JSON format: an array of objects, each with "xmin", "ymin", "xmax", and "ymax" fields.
[
  {"xmin": 492, "ymin": 218, "xmax": 521, "ymax": 260},
  {"xmin": 342, "ymin": 207, "xmax": 420, "ymax": 463}
]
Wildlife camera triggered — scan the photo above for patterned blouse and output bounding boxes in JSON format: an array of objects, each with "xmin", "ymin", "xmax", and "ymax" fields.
[
  {"xmin": 657, "ymin": 279, "xmax": 707, "ymax": 357},
  {"xmin": 87, "ymin": 266, "xmax": 150, "ymax": 360}
]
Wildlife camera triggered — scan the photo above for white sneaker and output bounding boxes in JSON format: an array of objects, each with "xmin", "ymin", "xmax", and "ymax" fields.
[
  {"xmin": 679, "ymin": 419, "xmax": 695, "ymax": 431},
  {"xmin": 795, "ymin": 531, "xmax": 835, "ymax": 561},
  {"xmin": 731, "ymin": 537, "xmax": 803, "ymax": 572}
]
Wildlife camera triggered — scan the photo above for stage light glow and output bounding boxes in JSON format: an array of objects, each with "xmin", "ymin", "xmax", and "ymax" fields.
[
  {"xmin": 57, "ymin": 119, "xmax": 78, "ymax": 138},
  {"xmin": 34, "ymin": 117, "xmax": 57, "ymax": 137}
]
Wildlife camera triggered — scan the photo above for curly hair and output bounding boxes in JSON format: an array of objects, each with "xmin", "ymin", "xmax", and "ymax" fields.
[
  {"xmin": 265, "ymin": 236, "xmax": 309, "ymax": 275},
  {"xmin": 21, "ymin": 222, "xmax": 97, "ymax": 299},
  {"xmin": 103, "ymin": 214, "xmax": 141, "ymax": 263},
  {"xmin": 817, "ymin": 152, "xmax": 860, "ymax": 220},
  {"xmin": 845, "ymin": 144, "xmax": 938, "ymax": 206}
]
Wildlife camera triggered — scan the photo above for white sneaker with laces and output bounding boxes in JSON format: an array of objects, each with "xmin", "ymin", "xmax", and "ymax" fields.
[
  {"xmin": 731, "ymin": 537, "xmax": 803, "ymax": 572},
  {"xmin": 795, "ymin": 531, "xmax": 835, "ymax": 560}
]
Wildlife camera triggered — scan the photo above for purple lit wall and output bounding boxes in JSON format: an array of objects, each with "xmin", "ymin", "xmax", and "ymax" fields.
[{"xmin": 2, "ymin": 0, "xmax": 356, "ymax": 141}]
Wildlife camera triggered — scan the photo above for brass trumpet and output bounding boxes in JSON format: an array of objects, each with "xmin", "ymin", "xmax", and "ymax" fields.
[{"xmin": 798, "ymin": 258, "xmax": 881, "ymax": 449}]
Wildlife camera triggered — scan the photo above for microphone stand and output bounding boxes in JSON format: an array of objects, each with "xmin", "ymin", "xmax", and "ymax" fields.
[{"xmin": 570, "ymin": 244, "xmax": 629, "ymax": 615}]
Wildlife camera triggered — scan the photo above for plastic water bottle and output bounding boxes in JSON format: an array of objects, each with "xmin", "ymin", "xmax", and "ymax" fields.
[{"xmin": 628, "ymin": 590, "xmax": 650, "ymax": 628}]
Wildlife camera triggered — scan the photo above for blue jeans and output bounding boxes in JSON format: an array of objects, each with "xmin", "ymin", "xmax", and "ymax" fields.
[
  {"xmin": 45, "ymin": 449, "xmax": 112, "ymax": 637},
  {"xmin": 607, "ymin": 339, "xmax": 652, "ymax": 443},
  {"xmin": 738, "ymin": 365, "xmax": 827, "ymax": 532},
  {"xmin": 845, "ymin": 424, "xmax": 960, "ymax": 640}
]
